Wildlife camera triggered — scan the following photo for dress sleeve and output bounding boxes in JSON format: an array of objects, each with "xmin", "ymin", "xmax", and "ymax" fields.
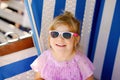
[
  {"xmin": 78, "ymin": 54, "xmax": 95, "ymax": 80},
  {"xmin": 30, "ymin": 51, "xmax": 47, "ymax": 73}
]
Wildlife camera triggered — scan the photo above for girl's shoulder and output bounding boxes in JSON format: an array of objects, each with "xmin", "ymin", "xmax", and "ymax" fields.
[
  {"xmin": 36, "ymin": 49, "xmax": 52, "ymax": 64},
  {"xmin": 75, "ymin": 51, "xmax": 94, "ymax": 69},
  {"xmin": 30, "ymin": 49, "xmax": 51, "ymax": 72},
  {"xmin": 75, "ymin": 51, "xmax": 95, "ymax": 80},
  {"xmin": 75, "ymin": 51, "xmax": 94, "ymax": 67},
  {"xmin": 37, "ymin": 49, "xmax": 51, "ymax": 59},
  {"xmin": 75, "ymin": 51, "xmax": 90, "ymax": 62}
]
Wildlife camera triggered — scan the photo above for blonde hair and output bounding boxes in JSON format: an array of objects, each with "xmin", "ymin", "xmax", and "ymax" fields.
[
  {"xmin": 49, "ymin": 11, "xmax": 80, "ymax": 34},
  {"xmin": 48, "ymin": 11, "xmax": 81, "ymax": 51}
]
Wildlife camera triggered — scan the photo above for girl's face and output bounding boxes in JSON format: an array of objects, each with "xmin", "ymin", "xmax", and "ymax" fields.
[{"xmin": 49, "ymin": 24, "xmax": 75, "ymax": 54}]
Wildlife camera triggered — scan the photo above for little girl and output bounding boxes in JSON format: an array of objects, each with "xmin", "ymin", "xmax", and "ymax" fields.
[{"xmin": 31, "ymin": 11, "xmax": 94, "ymax": 80}]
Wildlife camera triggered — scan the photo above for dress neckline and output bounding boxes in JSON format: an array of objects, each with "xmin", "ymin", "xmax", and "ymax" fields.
[{"xmin": 48, "ymin": 49, "xmax": 80, "ymax": 66}]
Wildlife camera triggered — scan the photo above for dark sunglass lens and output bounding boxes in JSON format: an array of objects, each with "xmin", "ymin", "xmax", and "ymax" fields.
[
  {"xmin": 63, "ymin": 33, "xmax": 71, "ymax": 39},
  {"xmin": 51, "ymin": 32, "xmax": 59, "ymax": 38}
]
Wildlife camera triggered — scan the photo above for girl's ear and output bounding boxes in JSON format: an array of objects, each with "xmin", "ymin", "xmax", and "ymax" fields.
[
  {"xmin": 77, "ymin": 36, "xmax": 80, "ymax": 44},
  {"xmin": 74, "ymin": 36, "xmax": 80, "ymax": 48}
]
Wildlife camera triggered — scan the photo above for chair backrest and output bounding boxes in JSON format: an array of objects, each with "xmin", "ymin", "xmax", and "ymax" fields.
[{"xmin": 25, "ymin": 0, "xmax": 120, "ymax": 80}]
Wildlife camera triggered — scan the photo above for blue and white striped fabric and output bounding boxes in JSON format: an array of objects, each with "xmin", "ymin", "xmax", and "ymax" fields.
[
  {"xmin": 0, "ymin": 47, "xmax": 37, "ymax": 80},
  {"xmin": 0, "ymin": 0, "xmax": 119, "ymax": 80},
  {"xmin": 0, "ymin": 0, "xmax": 117, "ymax": 80},
  {"xmin": 88, "ymin": 0, "xmax": 120, "ymax": 80}
]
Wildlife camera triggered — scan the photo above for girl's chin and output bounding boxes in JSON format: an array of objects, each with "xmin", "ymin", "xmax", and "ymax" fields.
[{"xmin": 52, "ymin": 47, "xmax": 66, "ymax": 52}]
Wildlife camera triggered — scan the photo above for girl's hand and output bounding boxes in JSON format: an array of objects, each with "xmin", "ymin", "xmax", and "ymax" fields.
[
  {"xmin": 86, "ymin": 75, "xmax": 94, "ymax": 80},
  {"xmin": 35, "ymin": 72, "xmax": 44, "ymax": 80},
  {"xmin": 35, "ymin": 78, "xmax": 44, "ymax": 80}
]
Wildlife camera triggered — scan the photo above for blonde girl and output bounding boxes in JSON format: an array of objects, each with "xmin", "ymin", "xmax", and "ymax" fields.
[{"xmin": 31, "ymin": 11, "xmax": 94, "ymax": 80}]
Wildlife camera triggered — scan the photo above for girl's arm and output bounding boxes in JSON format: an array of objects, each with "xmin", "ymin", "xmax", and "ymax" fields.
[
  {"xmin": 34, "ymin": 72, "xmax": 44, "ymax": 80},
  {"xmin": 86, "ymin": 75, "xmax": 94, "ymax": 80}
]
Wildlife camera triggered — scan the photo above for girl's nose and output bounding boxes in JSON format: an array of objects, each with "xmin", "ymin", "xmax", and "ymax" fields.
[{"xmin": 57, "ymin": 34, "xmax": 64, "ymax": 40}]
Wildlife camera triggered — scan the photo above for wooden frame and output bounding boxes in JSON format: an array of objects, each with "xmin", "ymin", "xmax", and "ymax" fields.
[{"xmin": 0, "ymin": 36, "xmax": 34, "ymax": 56}]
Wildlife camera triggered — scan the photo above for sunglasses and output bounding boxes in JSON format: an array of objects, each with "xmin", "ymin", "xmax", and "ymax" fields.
[{"xmin": 49, "ymin": 31, "xmax": 79, "ymax": 39}]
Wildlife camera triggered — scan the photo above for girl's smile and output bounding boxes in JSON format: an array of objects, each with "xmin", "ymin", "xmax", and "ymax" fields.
[{"xmin": 56, "ymin": 44, "xmax": 66, "ymax": 47}]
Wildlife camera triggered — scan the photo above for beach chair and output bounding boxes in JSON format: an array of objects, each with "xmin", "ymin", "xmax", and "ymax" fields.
[{"xmin": 25, "ymin": 0, "xmax": 120, "ymax": 80}]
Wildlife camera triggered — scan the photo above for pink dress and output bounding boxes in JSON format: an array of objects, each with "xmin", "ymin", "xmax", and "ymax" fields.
[{"xmin": 31, "ymin": 49, "xmax": 94, "ymax": 80}]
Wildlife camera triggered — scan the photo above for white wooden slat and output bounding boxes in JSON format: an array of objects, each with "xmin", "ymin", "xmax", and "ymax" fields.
[
  {"xmin": 0, "ymin": 9, "xmax": 23, "ymax": 25},
  {"xmin": 4, "ymin": 0, "xmax": 24, "ymax": 12},
  {"xmin": 0, "ymin": 19, "xmax": 24, "ymax": 37}
]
